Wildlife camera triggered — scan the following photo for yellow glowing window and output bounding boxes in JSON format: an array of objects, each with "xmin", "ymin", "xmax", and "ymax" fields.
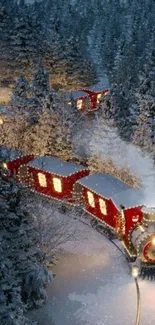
[
  {"xmin": 87, "ymin": 191, "xmax": 95, "ymax": 208},
  {"xmin": 97, "ymin": 93, "xmax": 102, "ymax": 103},
  {"xmin": 0, "ymin": 118, "xmax": 4, "ymax": 125},
  {"xmin": 3, "ymin": 162, "xmax": 8, "ymax": 169},
  {"xmin": 53, "ymin": 177, "xmax": 62, "ymax": 193},
  {"xmin": 99, "ymin": 198, "xmax": 107, "ymax": 215},
  {"xmin": 77, "ymin": 99, "xmax": 83, "ymax": 110},
  {"xmin": 38, "ymin": 173, "xmax": 47, "ymax": 187}
]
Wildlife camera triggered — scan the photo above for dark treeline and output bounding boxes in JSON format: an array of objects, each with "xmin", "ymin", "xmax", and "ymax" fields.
[{"xmin": 0, "ymin": 0, "xmax": 96, "ymax": 90}]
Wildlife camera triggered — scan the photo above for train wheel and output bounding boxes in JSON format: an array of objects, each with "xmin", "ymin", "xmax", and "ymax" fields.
[{"xmin": 140, "ymin": 267, "xmax": 155, "ymax": 280}]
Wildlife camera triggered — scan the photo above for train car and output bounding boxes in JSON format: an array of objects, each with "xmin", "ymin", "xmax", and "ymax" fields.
[
  {"xmin": 73, "ymin": 172, "xmax": 155, "ymax": 274},
  {"xmin": 73, "ymin": 173, "xmax": 129, "ymax": 230},
  {"xmin": 80, "ymin": 88, "xmax": 109, "ymax": 112},
  {"xmin": 17, "ymin": 156, "xmax": 90, "ymax": 203},
  {"xmin": 1, "ymin": 149, "xmax": 34, "ymax": 179},
  {"xmin": 67, "ymin": 88, "xmax": 109, "ymax": 113},
  {"xmin": 3, "ymin": 152, "xmax": 155, "ymax": 276}
]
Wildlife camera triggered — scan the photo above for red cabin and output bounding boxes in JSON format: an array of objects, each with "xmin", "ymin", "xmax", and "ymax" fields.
[{"xmin": 17, "ymin": 156, "xmax": 90, "ymax": 203}]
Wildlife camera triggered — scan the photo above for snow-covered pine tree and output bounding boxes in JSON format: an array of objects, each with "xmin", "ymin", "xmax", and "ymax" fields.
[
  {"xmin": 0, "ymin": 173, "xmax": 34, "ymax": 324},
  {"xmin": 0, "ymin": 0, "xmax": 17, "ymax": 86},
  {"xmin": 132, "ymin": 65, "xmax": 155, "ymax": 159},
  {"xmin": 31, "ymin": 64, "xmax": 54, "ymax": 109},
  {"xmin": 22, "ymin": 106, "xmax": 73, "ymax": 160},
  {"xmin": 0, "ymin": 170, "xmax": 51, "ymax": 321},
  {"xmin": 61, "ymin": 37, "xmax": 96, "ymax": 89},
  {"xmin": 11, "ymin": 76, "xmax": 30, "ymax": 107},
  {"xmin": 11, "ymin": 3, "xmax": 43, "ymax": 81},
  {"xmin": 0, "ymin": 110, "xmax": 30, "ymax": 152}
]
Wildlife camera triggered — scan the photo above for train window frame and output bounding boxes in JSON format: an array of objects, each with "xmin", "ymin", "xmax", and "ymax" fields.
[
  {"xmin": 53, "ymin": 177, "xmax": 62, "ymax": 193},
  {"xmin": 87, "ymin": 191, "xmax": 95, "ymax": 208},
  {"xmin": 38, "ymin": 172, "xmax": 47, "ymax": 187},
  {"xmin": 77, "ymin": 99, "xmax": 83, "ymax": 110},
  {"xmin": 99, "ymin": 198, "xmax": 107, "ymax": 215}
]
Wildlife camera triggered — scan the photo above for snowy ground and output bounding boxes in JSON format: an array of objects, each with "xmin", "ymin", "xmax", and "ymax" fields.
[{"xmin": 28, "ymin": 213, "xmax": 155, "ymax": 325}]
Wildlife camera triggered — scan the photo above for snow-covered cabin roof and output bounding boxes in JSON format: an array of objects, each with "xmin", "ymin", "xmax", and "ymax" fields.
[
  {"xmin": 65, "ymin": 90, "xmax": 87, "ymax": 101},
  {"xmin": 28, "ymin": 156, "xmax": 87, "ymax": 176},
  {"xmin": 77, "ymin": 173, "xmax": 144, "ymax": 208}
]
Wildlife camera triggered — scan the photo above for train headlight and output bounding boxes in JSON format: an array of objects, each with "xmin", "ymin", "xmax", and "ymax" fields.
[
  {"xmin": 151, "ymin": 237, "xmax": 155, "ymax": 246},
  {"xmin": 131, "ymin": 266, "xmax": 139, "ymax": 278}
]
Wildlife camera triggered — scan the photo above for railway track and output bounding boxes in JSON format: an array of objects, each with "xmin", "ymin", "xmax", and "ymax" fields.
[{"xmin": 89, "ymin": 217, "xmax": 141, "ymax": 325}]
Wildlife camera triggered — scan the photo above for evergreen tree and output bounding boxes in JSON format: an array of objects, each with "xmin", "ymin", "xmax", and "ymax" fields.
[
  {"xmin": 0, "ymin": 172, "xmax": 50, "ymax": 324},
  {"xmin": 132, "ymin": 62, "xmax": 155, "ymax": 158},
  {"xmin": 31, "ymin": 64, "xmax": 52, "ymax": 108},
  {"xmin": 0, "ymin": 0, "xmax": 17, "ymax": 85},
  {"xmin": 11, "ymin": 76, "xmax": 30, "ymax": 107},
  {"xmin": 11, "ymin": 3, "xmax": 44, "ymax": 81},
  {"xmin": 22, "ymin": 107, "xmax": 73, "ymax": 160}
]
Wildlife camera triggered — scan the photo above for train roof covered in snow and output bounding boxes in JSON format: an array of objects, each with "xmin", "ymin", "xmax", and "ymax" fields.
[
  {"xmin": 65, "ymin": 90, "xmax": 87, "ymax": 101},
  {"xmin": 27, "ymin": 156, "xmax": 87, "ymax": 176},
  {"xmin": 77, "ymin": 173, "xmax": 144, "ymax": 208}
]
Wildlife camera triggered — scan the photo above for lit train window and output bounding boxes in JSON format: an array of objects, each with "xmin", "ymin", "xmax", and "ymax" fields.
[
  {"xmin": 53, "ymin": 177, "xmax": 62, "ymax": 193},
  {"xmin": 97, "ymin": 94, "xmax": 102, "ymax": 104},
  {"xmin": 99, "ymin": 198, "xmax": 107, "ymax": 215},
  {"xmin": 2, "ymin": 162, "xmax": 8, "ymax": 169},
  {"xmin": 38, "ymin": 172, "xmax": 47, "ymax": 187},
  {"xmin": 77, "ymin": 99, "xmax": 83, "ymax": 110},
  {"xmin": 87, "ymin": 191, "xmax": 95, "ymax": 207}
]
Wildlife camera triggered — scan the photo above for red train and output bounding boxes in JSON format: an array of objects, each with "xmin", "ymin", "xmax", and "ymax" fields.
[
  {"xmin": 2, "ymin": 152, "xmax": 155, "ymax": 277},
  {"xmin": 66, "ymin": 87, "xmax": 109, "ymax": 113}
]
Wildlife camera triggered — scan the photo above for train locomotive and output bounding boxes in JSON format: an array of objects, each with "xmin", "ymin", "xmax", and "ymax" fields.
[{"xmin": 1, "ymin": 152, "xmax": 155, "ymax": 277}]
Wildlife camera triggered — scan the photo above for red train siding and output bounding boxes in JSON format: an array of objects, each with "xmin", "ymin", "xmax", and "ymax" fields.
[
  {"xmin": 82, "ymin": 187, "xmax": 119, "ymax": 229},
  {"xmin": 27, "ymin": 166, "xmax": 90, "ymax": 201},
  {"xmin": 124, "ymin": 206, "xmax": 143, "ymax": 244},
  {"xmin": 7, "ymin": 155, "xmax": 34, "ymax": 178},
  {"xmin": 89, "ymin": 95, "xmax": 97, "ymax": 110}
]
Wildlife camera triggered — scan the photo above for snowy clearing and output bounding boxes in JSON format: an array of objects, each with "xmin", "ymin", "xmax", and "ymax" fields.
[{"xmin": 28, "ymin": 210, "xmax": 155, "ymax": 325}]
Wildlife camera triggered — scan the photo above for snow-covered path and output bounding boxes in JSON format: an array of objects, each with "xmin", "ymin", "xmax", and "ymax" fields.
[{"xmin": 28, "ymin": 217, "xmax": 155, "ymax": 325}]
